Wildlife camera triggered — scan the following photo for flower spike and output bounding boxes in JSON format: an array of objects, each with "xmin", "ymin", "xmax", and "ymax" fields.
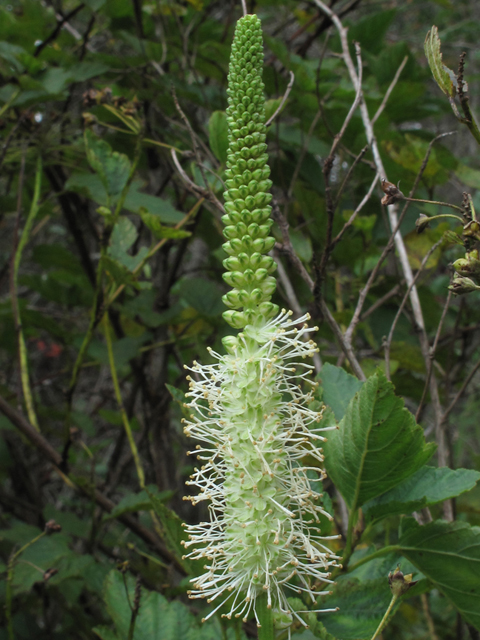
[{"xmin": 183, "ymin": 13, "xmax": 339, "ymax": 630}]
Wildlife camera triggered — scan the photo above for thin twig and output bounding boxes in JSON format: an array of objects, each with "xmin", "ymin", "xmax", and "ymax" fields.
[
  {"xmin": 316, "ymin": 42, "xmax": 364, "ymax": 290},
  {"xmin": 384, "ymin": 236, "xmax": 445, "ymax": 380},
  {"xmin": 360, "ymin": 284, "xmax": 402, "ymax": 321},
  {"xmin": 288, "ymin": 110, "xmax": 321, "ymax": 198},
  {"xmin": 457, "ymin": 52, "xmax": 480, "ymax": 146},
  {"xmin": 172, "ymin": 87, "xmax": 224, "ymax": 212},
  {"xmin": 402, "ymin": 196, "xmax": 463, "ymax": 212},
  {"xmin": 333, "ymin": 144, "xmax": 369, "ymax": 211},
  {"xmin": 271, "ymin": 201, "xmax": 365, "ymax": 379},
  {"xmin": 265, "ymin": 71, "xmax": 295, "ymax": 128},
  {"xmin": 371, "ymin": 56, "xmax": 408, "ymax": 125},
  {"xmin": 442, "ymin": 357, "xmax": 480, "ymax": 424},
  {"xmin": 331, "ymin": 174, "xmax": 379, "ymax": 249},
  {"xmin": 241, "ymin": 0, "xmax": 247, "ymax": 16},
  {"xmin": 416, "ymin": 291, "xmax": 452, "ymax": 422},
  {"xmin": 34, "ymin": 4, "xmax": 85, "ymax": 57},
  {"xmin": 104, "ymin": 315, "xmax": 145, "ymax": 488}
]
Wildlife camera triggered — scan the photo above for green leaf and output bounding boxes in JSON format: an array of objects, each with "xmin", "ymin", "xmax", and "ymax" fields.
[
  {"xmin": 139, "ymin": 208, "xmax": 191, "ymax": 240},
  {"xmin": 96, "ymin": 570, "xmax": 222, "ymax": 640},
  {"xmin": 318, "ymin": 363, "xmax": 363, "ymax": 421},
  {"xmin": 108, "ymin": 217, "xmax": 149, "ymax": 272},
  {"xmin": 84, "ymin": 130, "xmax": 131, "ymax": 202},
  {"xmin": 208, "ymin": 110, "xmax": 228, "ymax": 164},
  {"xmin": 179, "ymin": 277, "xmax": 224, "ymax": 317},
  {"xmin": 109, "ymin": 486, "xmax": 173, "ymax": 518},
  {"xmin": 363, "ymin": 466, "xmax": 480, "ymax": 523},
  {"xmin": 320, "ymin": 552, "xmax": 427, "ymax": 639},
  {"xmin": 398, "ymin": 519, "xmax": 480, "ymax": 630},
  {"xmin": 424, "ymin": 26, "xmax": 456, "ymax": 98},
  {"xmin": 146, "ymin": 489, "xmax": 191, "ymax": 573},
  {"xmin": 323, "ymin": 371, "xmax": 436, "ymax": 510}
]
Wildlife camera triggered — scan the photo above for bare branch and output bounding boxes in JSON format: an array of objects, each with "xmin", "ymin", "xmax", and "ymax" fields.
[
  {"xmin": 371, "ymin": 56, "xmax": 408, "ymax": 125},
  {"xmin": 384, "ymin": 236, "xmax": 445, "ymax": 380},
  {"xmin": 442, "ymin": 357, "xmax": 480, "ymax": 424},
  {"xmin": 330, "ymin": 173, "xmax": 379, "ymax": 250},
  {"xmin": 416, "ymin": 291, "xmax": 452, "ymax": 423},
  {"xmin": 265, "ymin": 71, "xmax": 295, "ymax": 128},
  {"xmin": 241, "ymin": 0, "xmax": 247, "ymax": 16}
]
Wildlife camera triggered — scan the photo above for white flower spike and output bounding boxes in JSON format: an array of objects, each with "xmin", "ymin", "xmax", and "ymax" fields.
[{"xmin": 182, "ymin": 13, "xmax": 339, "ymax": 632}]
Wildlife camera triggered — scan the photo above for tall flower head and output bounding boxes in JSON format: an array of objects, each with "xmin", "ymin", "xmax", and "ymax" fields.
[{"xmin": 182, "ymin": 13, "xmax": 339, "ymax": 630}]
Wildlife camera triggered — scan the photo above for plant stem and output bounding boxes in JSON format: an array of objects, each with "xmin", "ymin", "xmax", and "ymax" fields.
[
  {"xmin": 403, "ymin": 196, "xmax": 463, "ymax": 212},
  {"xmin": 103, "ymin": 314, "xmax": 145, "ymax": 488},
  {"xmin": 11, "ymin": 156, "xmax": 43, "ymax": 431},
  {"xmin": 6, "ymin": 530, "xmax": 47, "ymax": 639},
  {"xmin": 370, "ymin": 593, "xmax": 398, "ymax": 640},
  {"xmin": 256, "ymin": 592, "xmax": 275, "ymax": 640}
]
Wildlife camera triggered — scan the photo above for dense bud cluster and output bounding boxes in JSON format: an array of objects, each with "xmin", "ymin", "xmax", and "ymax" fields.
[{"xmin": 222, "ymin": 14, "xmax": 277, "ymax": 329}]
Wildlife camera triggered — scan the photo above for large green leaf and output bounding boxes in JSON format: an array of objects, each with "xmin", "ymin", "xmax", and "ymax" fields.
[
  {"xmin": 93, "ymin": 570, "xmax": 224, "ymax": 640},
  {"xmin": 398, "ymin": 519, "xmax": 480, "ymax": 630},
  {"xmin": 363, "ymin": 466, "xmax": 480, "ymax": 523},
  {"xmin": 318, "ymin": 362, "xmax": 363, "ymax": 421},
  {"xmin": 323, "ymin": 371, "xmax": 435, "ymax": 510}
]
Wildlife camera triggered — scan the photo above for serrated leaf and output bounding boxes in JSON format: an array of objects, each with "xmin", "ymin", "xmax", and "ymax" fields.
[
  {"xmin": 324, "ymin": 371, "xmax": 436, "ymax": 510},
  {"xmin": 318, "ymin": 363, "xmax": 364, "ymax": 421},
  {"xmin": 424, "ymin": 26, "xmax": 455, "ymax": 98},
  {"xmin": 84, "ymin": 130, "xmax": 131, "ymax": 202},
  {"xmin": 208, "ymin": 110, "xmax": 228, "ymax": 164},
  {"xmin": 363, "ymin": 466, "xmax": 480, "ymax": 523},
  {"xmin": 398, "ymin": 519, "xmax": 480, "ymax": 630}
]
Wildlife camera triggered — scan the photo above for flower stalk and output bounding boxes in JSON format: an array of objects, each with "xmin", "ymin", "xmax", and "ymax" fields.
[{"xmin": 182, "ymin": 13, "xmax": 338, "ymax": 632}]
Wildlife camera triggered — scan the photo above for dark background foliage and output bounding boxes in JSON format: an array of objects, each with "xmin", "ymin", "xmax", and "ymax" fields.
[{"xmin": 1, "ymin": 0, "xmax": 480, "ymax": 638}]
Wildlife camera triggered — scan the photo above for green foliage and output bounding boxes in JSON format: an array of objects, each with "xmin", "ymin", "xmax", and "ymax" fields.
[
  {"xmin": 424, "ymin": 26, "xmax": 456, "ymax": 98},
  {"xmin": 363, "ymin": 466, "xmax": 480, "ymax": 522},
  {"xmin": 398, "ymin": 519, "xmax": 480, "ymax": 629},
  {"xmin": 93, "ymin": 570, "xmax": 226, "ymax": 640},
  {"xmin": 324, "ymin": 371, "xmax": 436, "ymax": 510},
  {"xmin": 1, "ymin": 0, "xmax": 480, "ymax": 638}
]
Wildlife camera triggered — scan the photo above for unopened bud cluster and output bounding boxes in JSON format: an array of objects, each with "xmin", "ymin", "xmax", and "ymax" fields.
[
  {"xmin": 222, "ymin": 14, "xmax": 276, "ymax": 330},
  {"xmin": 450, "ymin": 249, "xmax": 480, "ymax": 295},
  {"xmin": 182, "ymin": 12, "xmax": 338, "ymax": 630}
]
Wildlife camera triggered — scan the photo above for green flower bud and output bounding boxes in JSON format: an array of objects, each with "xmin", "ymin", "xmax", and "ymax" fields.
[
  {"xmin": 448, "ymin": 273, "xmax": 480, "ymax": 295},
  {"xmin": 452, "ymin": 251, "xmax": 480, "ymax": 278},
  {"xmin": 220, "ymin": 13, "xmax": 276, "ymax": 328}
]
